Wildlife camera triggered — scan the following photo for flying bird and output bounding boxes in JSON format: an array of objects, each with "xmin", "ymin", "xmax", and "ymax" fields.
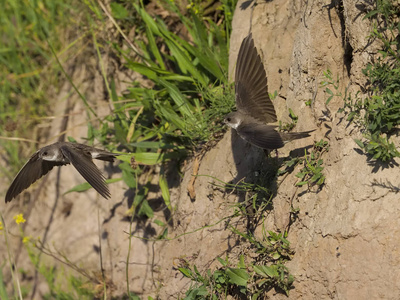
[
  {"xmin": 224, "ymin": 33, "xmax": 314, "ymax": 150},
  {"xmin": 5, "ymin": 142, "xmax": 118, "ymax": 202}
]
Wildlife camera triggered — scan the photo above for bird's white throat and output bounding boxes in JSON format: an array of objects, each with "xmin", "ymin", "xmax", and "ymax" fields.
[
  {"xmin": 228, "ymin": 119, "xmax": 241, "ymax": 129},
  {"xmin": 43, "ymin": 153, "xmax": 60, "ymax": 161},
  {"xmin": 91, "ymin": 151, "xmax": 101, "ymax": 158}
]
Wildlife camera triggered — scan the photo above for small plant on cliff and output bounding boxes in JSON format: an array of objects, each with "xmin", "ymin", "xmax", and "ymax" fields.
[
  {"xmin": 322, "ymin": 1, "xmax": 400, "ymax": 163},
  {"xmin": 295, "ymin": 139, "xmax": 329, "ymax": 189},
  {"xmin": 179, "ymin": 230, "xmax": 294, "ymax": 298},
  {"xmin": 278, "ymin": 139, "xmax": 329, "ymax": 191}
]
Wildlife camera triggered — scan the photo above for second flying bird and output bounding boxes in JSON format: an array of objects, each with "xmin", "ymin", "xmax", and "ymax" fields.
[{"xmin": 224, "ymin": 33, "xmax": 314, "ymax": 150}]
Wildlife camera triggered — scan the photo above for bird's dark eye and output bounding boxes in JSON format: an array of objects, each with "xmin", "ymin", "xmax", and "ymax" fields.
[
  {"xmin": 227, "ymin": 117, "xmax": 231, "ymax": 122},
  {"xmin": 43, "ymin": 151, "xmax": 48, "ymax": 156}
]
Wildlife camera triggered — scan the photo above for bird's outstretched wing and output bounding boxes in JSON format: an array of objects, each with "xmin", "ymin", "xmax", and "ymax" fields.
[
  {"xmin": 5, "ymin": 152, "xmax": 59, "ymax": 202},
  {"xmin": 60, "ymin": 145, "xmax": 111, "ymax": 199},
  {"xmin": 235, "ymin": 33, "xmax": 277, "ymax": 124},
  {"xmin": 238, "ymin": 123, "xmax": 284, "ymax": 150}
]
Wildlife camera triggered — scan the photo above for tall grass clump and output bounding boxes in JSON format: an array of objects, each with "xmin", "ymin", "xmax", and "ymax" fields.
[
  {"xmin": 82, "ymin": 0, "xmax": 238, "ymax": 217},
  {"xmin": 92, "ymin": 0, "xmax": 236, "ymax": 154}
]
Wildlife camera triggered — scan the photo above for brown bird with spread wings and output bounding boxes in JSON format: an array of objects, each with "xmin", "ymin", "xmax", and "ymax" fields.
[
  {"xmin": 5, "ymin": 142, "xmax": 118, "ymax": 202},
  {"xmin": 224, "ymin": 33, "xmax": 314, "ymax": 149}
]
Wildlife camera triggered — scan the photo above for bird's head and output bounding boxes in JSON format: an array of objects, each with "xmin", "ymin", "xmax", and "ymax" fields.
[
  {"xmin": 39, "ymin": 147, "xmax": 60, "ymax": 161},
  {"xmin": 224, "ymin": 112, "xmax": 242, "ymax": 129}
]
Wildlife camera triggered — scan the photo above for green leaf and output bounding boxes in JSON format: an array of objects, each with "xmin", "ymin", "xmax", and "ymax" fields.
[
  {"xmin": 118, "ymin": 161, "xmax": 134, "ymax": 172},
  {"xmin": 185, "ymin": 286, "xmax": 209, "ymax": 298},
  {"xmin": 127, "ymin": 62, "xmax": 195, "ymax": 83},
  {"xmin": 253, "ymin": 265, "xmax": 278, "ymax": 278},
  {"xmin": 178, "ymin": 268, "xmax": 193, "ymax": 278},
  {"xmin": 193, "ymin": 265, "xmax": 202, "ymax": 277},
  {"xmin": 127, "ymin": 62, "xmax": 159, "ymax": 81},
  {"xmin": 326, "ymin": 95, "xmax": 333, "ymax": 105},
  {"xmin": 272, "ymin": 252, "xmax": 281, "ymax": 260},
  {"xmin": 288, "ymin": 108, "xmax": 298, "ymax": 121},
  {"xmin": 179, "ymin": 32, "xmax": 224, "ymax": 80},
  {"xmin": 110, "ymin": 3, "xmax": 128, "ymax": 20},
  {"xmin": 118, "ymin": 153, "xmax": 157, "ymax": 165},
  {"xmin": 157, "ymin": 228, "xmax": 168, "ymax": 240},
  {"xmin": 158, "ymin": 79, "xmax": 195, "ymax": 121},
  {"xmin": 122, "ymin": 169, "xmax": 136, "ymax": 188},
  {"xmin": 363, "ymin": 10, "xmax": 379, "ymax": 20},
  {"xmin": 119, "ymin": 152, "xmax": 184, "ymax": 166},
  {"xmin": 64, "ymin": 178, "xmax": 122, "ymax": 195},
  {"xmin": 347, "ymin": 111, "xmax": 356, "ymax": 121},
  {"xmin": 130, "ymin": 141, "xmax": 178, "ymax": 150},
  {"xmin": 373, "ymin": 150, "xmax": 382, "ymax": 159},
  {"xmin": 110, "ymin": 78, "xmax": 119, "ymax": 103},
  {"xmin": 138, "ymin": 200, "xmax": 154, "ymax": 218},
  {"xmin": 126, "ymin": 292, "xmax": 141, "ymax": 300},
  {"xmin": 226, "ymin": 268, "xmax": 249, "ymax": 287},
  {"xmin": 268, "ymin": 231, "xmax": 279, "ymax": 240},
  {"xmin": 326, "ymin": 88, "xmax": 333, "ymax": 95},
  {"xmin": 67, "ymin": 136, "xmax": 77, "ymax": 143},
  {"xmin": 160, "ymin": 32, "xmax": 208, "ymax": 86},
  {"xmin": 114, "ymin": 119, "xmax": 127, "ymax": 143},
  {"xmin": 134, "ymin": 3, "xmax": 161, "ymax": 36},
  {"xmin": 354, "ymin": 139, "xmax": 365, "ymax": 148},
  {"xmin": 216, "ymin": 257, "xmax": 228, "ymax": 267},
  {"xmin": 238, "ymin": 255, "xmax": 246, "ymax": 269},
  {"xmin": 146, "ymin": 26, "xmax": 166, "ymax": 70},
  {"xmin": 159, "ymin": 174, "xmax": 172, "ymax": 211},
  {"xmin": 154, "ymin": 219, "xmax": 166, "ymax": 226},
  {"xmin": 155, "ymin": 102, "xmax": 187, "ymax": 130},
  {"xmin": 132, "ymin": 185, "xmax": 148, "ymax": 209},
  {"xmin": 269, "ymin": 90, "xmax": 278, "ymax": 100}
]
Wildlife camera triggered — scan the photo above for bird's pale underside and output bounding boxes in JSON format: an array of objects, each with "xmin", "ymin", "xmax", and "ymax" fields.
[
  {"xmin": 5, "ymin": 142, "xmax": 118, "ymax": 203},
  {"xmin": 224, "ymin": 33, "xmax": 314, "ymax": 150}
]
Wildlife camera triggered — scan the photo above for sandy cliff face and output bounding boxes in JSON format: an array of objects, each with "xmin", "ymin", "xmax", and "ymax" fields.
[
  {"xmin": 161, "ymin": 0, "xmax": 400, "ymax": 298},
  {"xmin": 153, "ymin": 0, "xmax": 400, "ymax": 297},
  {"xmin": 231, "ymin": 0, "xmax": 400, "ymax": 299},
  {"xmin": 2, "ymin": 0, "xmax": 400, "ymax": 299}
]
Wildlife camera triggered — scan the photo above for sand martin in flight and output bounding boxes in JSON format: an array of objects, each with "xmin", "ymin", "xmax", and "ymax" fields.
[
  {"xmin": 5, "ymin": 142, "xmax": 118, "ymax": 202},
  {"xmin": 224, "ymin": 33, "xmax": 314, "ymax": 150}
]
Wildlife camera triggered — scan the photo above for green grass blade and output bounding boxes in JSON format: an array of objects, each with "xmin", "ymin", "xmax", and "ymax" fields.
[
  {"xmin": 145, "ymin": 27, "xmax": 166, "ymax": 70},
  {"xmin": 0, "ymin": 267, "xmax": 9, "ymax": 300},
  {"xmin": 118, "ymin": 151, "xmax": 184, "ymax": 165},
  {"xmin": 157, "ymin": 79, "xmax": 195, "ymax": 121},
  {"xmin": 159, "ymin": 173, "xmax": 172, "ymax": 211},
  {"xmin": 63, "ymin": 178, "xmax": 123, "ymax": 195}
]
